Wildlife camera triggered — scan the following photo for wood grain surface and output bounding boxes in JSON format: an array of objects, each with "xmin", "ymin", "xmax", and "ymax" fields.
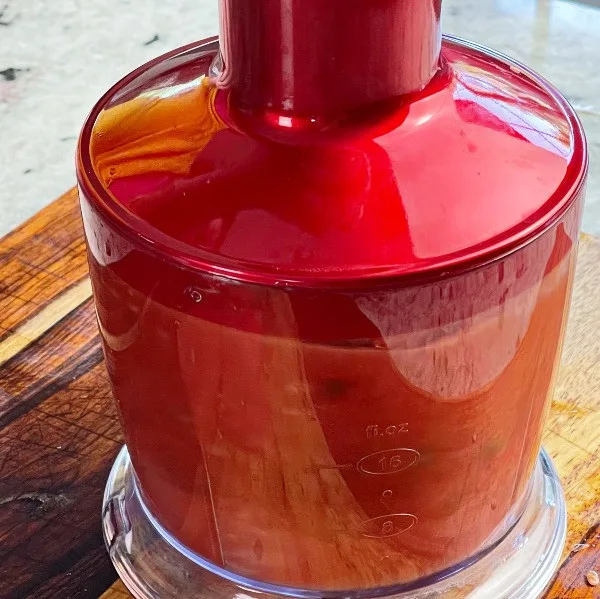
[{"xmin": 0, "ymin": 188, "xmax": 598, "ymax": 598}]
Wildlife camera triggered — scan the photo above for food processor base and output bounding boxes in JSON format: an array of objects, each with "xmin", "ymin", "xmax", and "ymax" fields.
[{"xmin": 103, "ymin": 446, "xmax": 566, "ymax": 599}]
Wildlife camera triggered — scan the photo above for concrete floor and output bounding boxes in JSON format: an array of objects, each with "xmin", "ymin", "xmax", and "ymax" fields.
[{"xmin": 0, "ymin": 0, "xmax": 599, "ymax": 236}]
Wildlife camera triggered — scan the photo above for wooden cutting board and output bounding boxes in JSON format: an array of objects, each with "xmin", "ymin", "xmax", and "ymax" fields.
[{"xmin": 0, "ymin": 189, "xmax": 598, "ymax": 599}]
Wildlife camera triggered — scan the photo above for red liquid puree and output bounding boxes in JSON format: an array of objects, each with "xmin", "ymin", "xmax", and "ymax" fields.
[{"xmin": 82, "ymin": 42, "xmax": 581, "ymax": 590}]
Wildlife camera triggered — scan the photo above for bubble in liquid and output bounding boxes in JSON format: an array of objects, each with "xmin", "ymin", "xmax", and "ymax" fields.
[{"xmin": 185, "ymin": 287, "xmax": 204, "ymax": 303}]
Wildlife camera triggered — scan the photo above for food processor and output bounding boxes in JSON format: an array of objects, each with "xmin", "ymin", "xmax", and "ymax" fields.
[{"xmin": 76, "ymin": 1, "xmax": 588, "ymax": 597}]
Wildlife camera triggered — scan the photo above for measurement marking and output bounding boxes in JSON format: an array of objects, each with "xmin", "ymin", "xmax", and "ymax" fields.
[
  {"xmin": 366, "ymin": 423, "xmax": 409, "ymax": 438},
  {"xmin": 317, "ymin": 464, "xmax": 354, "ymax": 471},
  {"xmin": 358, "ymin": 513, "xmax": 417, "ymax": 538},
  {"xmin": 380, "ymin": 489, "xmax": 393, "ymax": 509},
  {"xmin": 357, "ymin": 448, "xmax": 420, "ymax": 475}
]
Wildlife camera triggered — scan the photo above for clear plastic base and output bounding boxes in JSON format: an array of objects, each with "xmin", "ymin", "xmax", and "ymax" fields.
[{"xmin": 103, "ymin": 446, "xmax": 566, "ymax": 599}]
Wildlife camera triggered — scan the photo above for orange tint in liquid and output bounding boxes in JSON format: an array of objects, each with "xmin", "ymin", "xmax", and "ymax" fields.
[
  {"xmin": 85, "ymin": 224, "xmax": 576, "ymax": 590},
  {"xmin": 81, "ymin": 41, "xmax": 582, "ymax": 592}
]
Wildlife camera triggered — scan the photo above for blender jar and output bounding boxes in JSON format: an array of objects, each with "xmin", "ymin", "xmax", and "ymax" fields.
[{"xmin": 77, "ymin": 2, "xmax": 587, "ymax": 598}]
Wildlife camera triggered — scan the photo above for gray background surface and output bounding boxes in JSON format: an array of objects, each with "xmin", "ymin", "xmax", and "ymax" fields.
[{"xmin": 0, "ymin": 0, "xmax": 598, "ymax": 236}]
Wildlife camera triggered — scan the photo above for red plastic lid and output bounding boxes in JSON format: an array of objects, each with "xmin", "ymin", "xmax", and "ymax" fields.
[{"xmin": 78, "ymin": 36, "xmax": 587, "ymax": 288}]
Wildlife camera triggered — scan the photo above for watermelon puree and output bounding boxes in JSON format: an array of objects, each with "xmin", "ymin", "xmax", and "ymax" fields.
[
  {"xmin": 83, "ymin": 206, "xmax": 576, "ymax": 590},
  {"xmin": 78, "ymin": 36, "xmax": 583, "ymax": 592}
]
